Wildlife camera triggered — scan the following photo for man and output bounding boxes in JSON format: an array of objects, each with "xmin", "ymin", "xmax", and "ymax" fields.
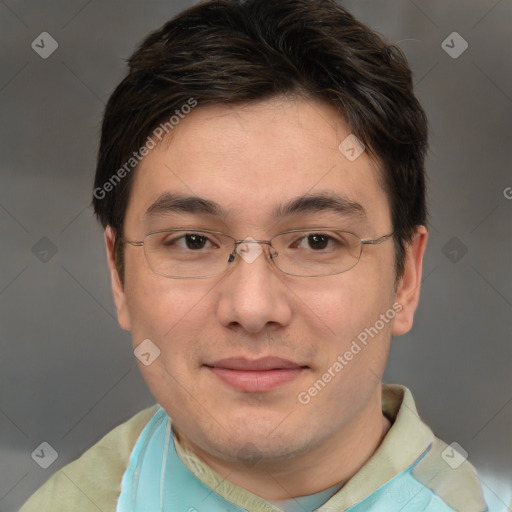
[{"xmin": 20, "ymin": 0, "xmax": 506, "ymax": 510}]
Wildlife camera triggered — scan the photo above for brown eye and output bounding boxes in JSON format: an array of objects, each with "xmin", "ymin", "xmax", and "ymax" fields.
[
  {"xmin": 184, "ymin": 234, "xmax": 208, "ymax": 250},
  {"xmin": 162, "ymin": 233, "xmax": 214, "ymax": 250},
  {"xmin": 306, "ymin": 234, "xmax": 329, "ymax": 250},
  {"xmin": 291, "ymin": 233, "xmax": 339, "ymax": 251}
]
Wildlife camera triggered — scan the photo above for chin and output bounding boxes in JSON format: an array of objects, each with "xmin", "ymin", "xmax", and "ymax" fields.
[{"xmin": 204, "ymin": 419, "xmax": 312, "ymax": 462}]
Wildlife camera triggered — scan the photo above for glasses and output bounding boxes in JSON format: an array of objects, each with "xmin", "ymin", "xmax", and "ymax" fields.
[{"xmin": 121, "ymin": 228, "xmax": 394, "ymax": 279}]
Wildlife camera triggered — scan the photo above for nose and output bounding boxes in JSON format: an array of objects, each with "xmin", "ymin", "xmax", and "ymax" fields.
[{"xmin": 215, "ymin": 240, "xmax": 292, "ymax": 334}]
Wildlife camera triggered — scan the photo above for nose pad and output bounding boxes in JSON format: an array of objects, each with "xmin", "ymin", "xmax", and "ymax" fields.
[{"xmin": 269, "ymin": 249, "xmax": 278, "ymax": 259}]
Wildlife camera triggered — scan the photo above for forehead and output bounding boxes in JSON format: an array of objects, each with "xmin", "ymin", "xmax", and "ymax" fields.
[{"xmin": 125, "ymin": 97, "xmax": 390, "ymax": 234}]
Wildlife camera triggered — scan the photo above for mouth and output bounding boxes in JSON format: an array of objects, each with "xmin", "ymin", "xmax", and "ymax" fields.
[{"xmin": 203, "ymin": 356, "xmax": 309, "ymax": 393}]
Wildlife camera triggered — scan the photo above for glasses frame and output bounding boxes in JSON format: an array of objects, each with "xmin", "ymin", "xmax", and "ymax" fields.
[{"xmin": 121, "ymin": 227, "xmax": 395, "ymax": 279}]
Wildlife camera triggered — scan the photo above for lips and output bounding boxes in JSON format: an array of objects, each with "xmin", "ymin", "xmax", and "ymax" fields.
[
  {"xmin": 204, "ymin": 357, "xmax": 308, "ymax": 393},
  {"xmin": 205, "ymin": 356, "xmax": 306, "ymax": 371}
]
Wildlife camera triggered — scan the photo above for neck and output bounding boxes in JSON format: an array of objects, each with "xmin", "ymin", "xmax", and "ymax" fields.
[{"xmin": 174, "ymin": 393, "xmax": 392, "ymax": 501}]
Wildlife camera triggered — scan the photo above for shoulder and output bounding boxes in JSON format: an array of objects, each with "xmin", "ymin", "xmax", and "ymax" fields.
[
  {"xmin": 19, "ymin": 404, "xmax": 159, "ymax": 512},
  {"xmin": 411, "ymin": 436, "xmax": 489, "ymax": 512},
  {"xmin": 381, "ymin": 385, "xmax": 503, "ymax": 511}
]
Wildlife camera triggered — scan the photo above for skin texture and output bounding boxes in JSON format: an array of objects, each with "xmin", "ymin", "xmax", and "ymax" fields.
[{"xmin": 104, "ymin": 97, "xmax": 428, "ymax": 500}]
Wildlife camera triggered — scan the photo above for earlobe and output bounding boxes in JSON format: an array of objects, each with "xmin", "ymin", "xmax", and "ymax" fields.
[
  {"xmin": 105, "ymin": 226, "xmax": 132, "ymax": 331},
  {"xmin": 392, "ymin": 226, "xmax": 428, "ymax": 336}
]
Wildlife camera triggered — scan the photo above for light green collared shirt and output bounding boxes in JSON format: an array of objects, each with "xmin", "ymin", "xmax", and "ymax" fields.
[{"xmin": 20, "ymin": 385, "xmax": 498, "ymax": 512}]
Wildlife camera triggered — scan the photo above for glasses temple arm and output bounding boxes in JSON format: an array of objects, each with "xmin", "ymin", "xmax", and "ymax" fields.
[{"xmin": 360, "ymin": 233, "xmax": 395, "ymax": 245}]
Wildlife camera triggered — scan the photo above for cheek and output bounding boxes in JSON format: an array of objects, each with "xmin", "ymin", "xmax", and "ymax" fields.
[
  {"xmin": 123, "ymin": 260, "xmax": 210, "ymax": 352},
  {"xmin": 301, "ymin": 278, "xmax": 394, "ymax": 389},
  {"xmin": 296, "ymin": 276, "xmax": 386, "ymax": 336},
  {"xmin": 125, "ymin": 277, "xmax": 213, "ymax": 403},
  {"xmin": 295, "ymin": 266, "xmax": 395, "ymax": 371}
]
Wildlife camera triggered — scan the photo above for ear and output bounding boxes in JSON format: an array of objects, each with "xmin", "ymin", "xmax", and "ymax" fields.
[
  {"xmin": 392, "ymin": 225, "xmax": 428, "ymax": 336},
  {"xmin": 105, "ymin": 226, "xmax": 131, "ymax": 331}
]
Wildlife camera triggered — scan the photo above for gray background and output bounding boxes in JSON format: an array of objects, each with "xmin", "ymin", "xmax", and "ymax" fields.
[{"xmin": 0, "ymin": 0, "xmax": 511, "ymax": 510}]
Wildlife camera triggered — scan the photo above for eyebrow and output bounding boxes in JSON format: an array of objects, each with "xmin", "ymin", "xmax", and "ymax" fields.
[{"xmin": 144, "ymin": 191, "xmax": 366, "ymax": 221}]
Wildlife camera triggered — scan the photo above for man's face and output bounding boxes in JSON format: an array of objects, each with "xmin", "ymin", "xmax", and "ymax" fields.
[{"xmin": 109, "ymin": 97, "xmax": 415, "ymax": 466}]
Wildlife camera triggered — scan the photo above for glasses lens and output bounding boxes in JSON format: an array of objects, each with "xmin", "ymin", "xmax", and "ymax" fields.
[
  {"xmin": 144, "ymin": 230, "xmax": 233, "ymax": 278},
  {"xmin": 271, "ymin": 230, "xmax": 362, "ymax": 276}
]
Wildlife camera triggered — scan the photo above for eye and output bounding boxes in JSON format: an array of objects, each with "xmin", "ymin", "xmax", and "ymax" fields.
[
  {"xmin": 294, "ymin": 233, "xmax": 338, "ymax": 251},
  {"xmin": 307, "ymin": 233, "xmax": 329, "ymax": 250},
  {"xmin": 163, "ymin": 233, "xmax": 215, "ymax": 250}
]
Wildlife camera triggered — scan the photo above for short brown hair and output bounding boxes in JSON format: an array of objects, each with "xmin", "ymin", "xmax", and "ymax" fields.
[{"xmin": 92, "ymin": 0, "xmax": 428, "ymax": 282}]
